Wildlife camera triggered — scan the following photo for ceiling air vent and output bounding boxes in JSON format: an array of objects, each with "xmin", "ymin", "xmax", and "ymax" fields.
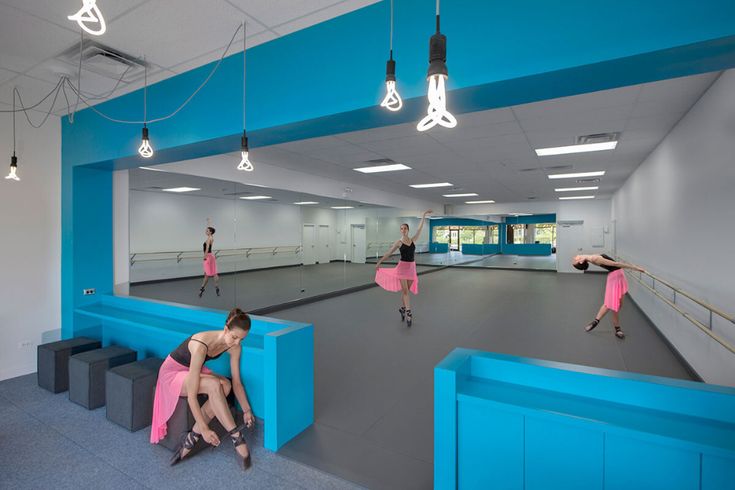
[
  {"xmin": 576, "ymin": 178, "xmax": 601, "ymax": 184},
  {"xmin": 576, "ymin": 132, "xmax": 620, "ymax": 144},
  {"xmin": 58, "ymin": 39, "xmax": 146, "ymax": 82},
  {"xmin": 363, "ymin": 158, "xmax": 396, "ymax": 164},
  {"xmin": 543, "ymin": 165, "xmax": 573, "ymax": 171},
  {"xmin": 518, "ymin": 167, "xmax": 539, "ymax": 173}
]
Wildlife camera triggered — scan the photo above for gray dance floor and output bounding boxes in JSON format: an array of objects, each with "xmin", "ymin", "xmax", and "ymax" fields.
[
  {"xmin": 130, "ymin": 262, "xmax": 431, "ymax": 312},
  {"xmin": 269, "ymin": 268, "xmax": 693, "ymax": 489},
  {"xmin": 0, "ymin": 374, "xmax": 362, "ymax": 490},
  {"xmin": 455, "ymin": 254, "xmax": 557, "ymax": 271},
  {"xmin": 53, "ymin": 266, "xmax": 692, "ymax": 489}
]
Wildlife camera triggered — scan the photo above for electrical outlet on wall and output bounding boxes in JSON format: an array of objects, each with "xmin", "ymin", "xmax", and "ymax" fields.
[
  {"xmin": 83, "ymin": 288, "xmax": 96, "ymax": 296},
  {"xmin": 18, "ymin": 340, "xmax": 34, "ymax": 349}
]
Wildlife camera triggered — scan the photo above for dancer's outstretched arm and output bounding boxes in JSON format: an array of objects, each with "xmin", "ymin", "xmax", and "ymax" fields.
[
  {"xmin": 376, "ymin": 241, "xmax": 401, "ymax": 269},
  {"xmin": 412, "ymin": 209, "xmax": 432, "ymax": 243},
  {"xmin": 593, "ymin": 255, "xmax": 645, "ymax": 273}
]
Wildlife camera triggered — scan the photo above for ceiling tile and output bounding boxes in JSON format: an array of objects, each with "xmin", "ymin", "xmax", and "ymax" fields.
[
  {"xmin": 0, "ymin": 3, "xmax": 80, "ymax": 72},
  {"xmin": 267, "ymin": 0, "xmax": 379, "ymax": 35},
  {"xmin": 99, "ymin": 0, "xmax": 264, "ymax": 69}
]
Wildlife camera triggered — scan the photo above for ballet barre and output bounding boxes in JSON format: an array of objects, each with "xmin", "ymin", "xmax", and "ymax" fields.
[
  {"xmin": 620, "ymin": 259, "xmax": 735, "ymax": 355},
  {"xmin": 129, "ymin": 245, "xmax": 303, "ymax": 266}
]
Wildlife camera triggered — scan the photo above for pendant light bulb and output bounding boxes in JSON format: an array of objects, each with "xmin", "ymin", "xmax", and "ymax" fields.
[
  {"xmin": 5, "ymin": 155, "xmax": 19, "ymax": 181},
  {"xmin": 68, "ymin": 0, "xmax": 106, "ymax": 36},
  {"xmin": 138, "ymin": 126, "xmax": 153, "ymax": 158},
  {"xmin": 380, "ymin": 59, "xmax": 403, "ymax": 112},
  {"xmin": 237, "ymin": 132, "xmax": 254, "ymax": 171},
  {"xmin": 417, "ymin": 9, "xmax": 456, "ymax": 132}
]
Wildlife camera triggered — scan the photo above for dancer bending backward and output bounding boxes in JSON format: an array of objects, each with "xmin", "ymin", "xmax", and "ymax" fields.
[
  {"xmin": 150, "ymin": 308, "xmax": 255, "ymax": 470},
  {"xmin": 573, "ymin": 254, "xmax": 645, "ymax": 339},
  {"xmin": 375, "ymin": 210, "xmax": 432, "ymax": 327},
  {"xmin": 199, "ymin": 226, "xmax": 220, "ymax": 298}
]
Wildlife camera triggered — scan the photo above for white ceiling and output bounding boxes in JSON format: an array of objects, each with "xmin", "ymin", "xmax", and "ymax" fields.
[
  {"xmin": 249, "ymin": 71, "xmax": 720, "ymax": 203},
  {"xmin": 0, "ymin": 0, "xmax": 379, "ymax": 110},
  {"xmin": 129, "ymin": 167, "xmax": 385, "ymax": 209}
]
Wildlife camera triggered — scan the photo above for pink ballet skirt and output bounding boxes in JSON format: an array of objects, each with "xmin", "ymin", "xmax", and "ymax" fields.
[
  {"xmin": 604, "ymin": 269, "xmax": 629, "ymax": 312},
  {"xmin": 150, "ymin": 356, "xmax": 214, "ymax": 444},
  {"xmin": 375, "ymin": 260, "xmax": 419, "ymax": 294},
  {"xmin": 203, "ymin": 253, "xmax": 218, "ymax": 276}
]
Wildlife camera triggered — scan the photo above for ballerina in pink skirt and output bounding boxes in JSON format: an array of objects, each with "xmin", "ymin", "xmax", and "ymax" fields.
[
  {"xmin": 375, "ymin": 210, "xmax": 432, "ymax": 327},
  {"xmin": 573, "ymin": 254, "xmax": 645, "ymax": 339}
]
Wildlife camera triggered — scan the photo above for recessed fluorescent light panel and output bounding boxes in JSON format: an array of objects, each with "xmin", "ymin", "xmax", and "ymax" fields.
[
  {"xmin": 139, "ymin": 166, "xmax": 167, "ymax": 172},
  {"xmin": 558, "ymin": 195, "xmax": 595, "ymax": 200},
  {"xmin": 548, "ymin": 171, "xmax": 606, "ymax": 180},
  {"xmin": 243, "ymin": 182, "xmax": 268, "ymax": 188},
  {"xmin": 294, "ymin": 201, "xmax": 319, "ymax": 205},
  {"xmin": 162, "ymin": 187, "xmax": 200, "ymax": 193},
  {"xmin": 442, "ymin": 193, "xmax": 478, "ymax": 198},
  {"xmin": 240, "ymin": 195, "xmax": 272, "ymax": 200},
  {"xmin": 354, "ymin": 163, "xmax": 411, "ymax": 173},
  {"xmin": 465, "ymin": 200, "xmax": 495, "ymax": 204},
  {"xmin": 535, "ymin": 141, "xmax": 617, "ymax": 156},
  {"xmin": 331, "ymin": 206, "xmax": 354, "ymax": 209},
  {"xmin": 409, "ymin": 182, "xmax": 453, "ymax": 188},
  {"xmin": 554, "ymin": 186, "xmax": 599, "ymax": 192}
]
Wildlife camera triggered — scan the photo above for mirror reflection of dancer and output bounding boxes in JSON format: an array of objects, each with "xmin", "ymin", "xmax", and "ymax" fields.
[
  {"xmin": 151, "ymin": 308, "xmax": 255, "ymax": 470},
  {"xmin": 573, "ymin": 254, "xmax": 645, "ymax": 339},
  {"xmin": 375, "ymin": 210, "xmax": 432, "ymax": 327},
  {"xmin": 199, "ymin": 226, "xmax": 220, "ymax": 298}
]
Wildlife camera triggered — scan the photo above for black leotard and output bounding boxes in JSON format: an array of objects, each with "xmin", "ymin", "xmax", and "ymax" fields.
[
  {"xmin": 599, "ymin": 253, "xmax": 620, "ymax": 272},
  {"xmin": 203, "ymin": 241, "xmax": 212, "ymax": 254},
  {"xmin": 399, "ymin": 241, "xmax": 416, "ymax": 262},
  {"xmin": 169, "ymin": 336, "xmax": 229, "ymax": 367}
]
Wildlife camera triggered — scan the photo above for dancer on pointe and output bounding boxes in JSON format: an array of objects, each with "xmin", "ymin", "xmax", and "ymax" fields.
[
  {"xmin": 199, "ymin": 223, "xmax": 220, "ymax": 298},
  {"xmin": 573, "ymin": 253, "xmax": 645, "ymax": 339},
  {"xmin": 150, "ymin": 308, "xmax": 255, "ymax": 470},
  {"xmin": 375, "ymin": 210, "xmax": 432, "ymax": 327}
]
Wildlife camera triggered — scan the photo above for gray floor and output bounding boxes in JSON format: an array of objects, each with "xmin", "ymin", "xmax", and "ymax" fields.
[
  {"xmin": 130, "ymin": 262, "xmax": 431, "ymax": 312},
  {"xmin": 455, "ymin": 254, "xmax": 557, "ymax": 271},
  {"xmin": 33, "ymin": 267, "xmax": 694, "ymax": 490},
  {"xmin": 269, "ymin": 268, "xmax": 693, "ymax": 490},
  {"xmin": 0, "ymin": 373, "xmax": 362, "ymax": 490}
]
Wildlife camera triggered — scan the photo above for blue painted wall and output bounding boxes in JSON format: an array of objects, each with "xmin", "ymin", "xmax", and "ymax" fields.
[{"xmin": 436, "ymin": 349, "xmax": 735, "ymax": 489}]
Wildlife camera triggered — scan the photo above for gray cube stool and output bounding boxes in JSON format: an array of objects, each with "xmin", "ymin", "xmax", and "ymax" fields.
[
  {"xmin": 106, "ymin": 357, "xmax": 164, "ymax": 431},
  {"xmin": 159, "ymin": 394, "xmax": 236, "ymax": 451},
  {"xmin": 69, "ymin": 346, "xmax": 137, "ymax": 409},
  {"xmin": 37, "ymin": 337, "xmax": 101, "ymax": 393}
]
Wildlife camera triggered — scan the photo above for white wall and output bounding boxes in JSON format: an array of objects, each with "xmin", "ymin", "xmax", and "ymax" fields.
[
  {"xmin": 0, "ymin": 116, "xmax": 61, "ymax": 381},
  {"xmin": 113, "ymin": 170, "xmax": 129, "ymax": 294},
  {"xmin": 129, "ymin": 190, "xmax": 303, "ymax": 282},
  {"xmin": 612, "ymin": 70, "xmax": 735, "ymax": 386}
]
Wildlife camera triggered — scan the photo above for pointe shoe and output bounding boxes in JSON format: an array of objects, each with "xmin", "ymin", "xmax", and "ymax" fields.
[
  {"xmin": 170, "ymin": 429, "xmax": 203, "ymax": 466},
  {"xmin": 216, "ymin": 286, "xmax": 221, "ymax": 297},
  {"xmin": 227, "ymin": 424, "xmax": 252, "ymax": 471},
  {"xmin": 198, "ymin": 287, "xmax": 205, "ymax": 298},
  {"xmin": 614, "ymin": 325, "xmax": 625, "ymax": 339},
  {"xmin": 585, "ymin": 319, "xmax": 599, "ymax": 332},
  {"xmin": 399, "ymin": 306, "xmax": 406, "ymax": 322},
  {"xmin": 406, "ymin": 310, "xmax": 413, "ymax": 327}
]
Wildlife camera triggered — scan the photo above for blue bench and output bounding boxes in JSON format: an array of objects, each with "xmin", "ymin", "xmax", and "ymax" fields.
[
  {"xmin": 74, "ymin": 294, "xmax": 313, "ymax": 451},
  {"xmin": 435, "ymin": 348, "xmax": 735, "ymax": 490}
]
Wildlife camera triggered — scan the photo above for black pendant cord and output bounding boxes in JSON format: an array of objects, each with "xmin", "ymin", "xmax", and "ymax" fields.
[
  {"xmin": 242, "ymin": 20, "xmax": 248, "ymax": 142},
  {"xmin": 143, "ymin": 57, "xmax": 148, "ymax": 129},
  {"xmin": 389, "ymin": 0, "xmax": 394, "ymax": 60},
  {"xmin": 436, "ymin": 0, "xmax": 441, "ymax": 32},
  {"xmin": 12, "ymin": 88, "xmax": 16, "ymax": 157}
]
